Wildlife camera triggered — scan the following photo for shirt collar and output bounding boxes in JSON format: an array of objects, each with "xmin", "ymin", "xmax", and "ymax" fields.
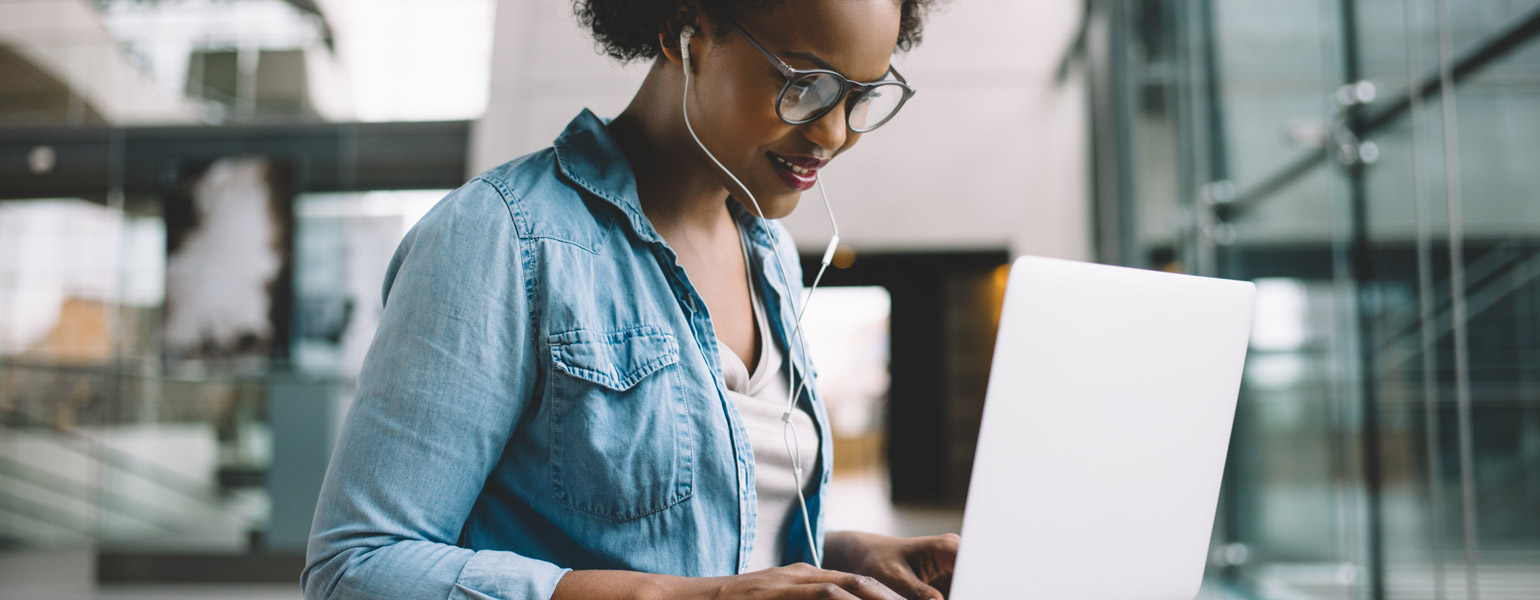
[
  {"xmin": 553, "ymin": 108, "xmax": 663, "ymax": 244},
  {"xmin": 552, "ymin": 108, "xmax": 781, "ymax": 255},
  {"xmin": 728, "ymin": 199, "xmax": 776, "ymax": 253}
]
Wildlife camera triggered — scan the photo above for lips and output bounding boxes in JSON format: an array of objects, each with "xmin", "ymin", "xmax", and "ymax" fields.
[{"xmin": 767, "ymin": 152, "xmax": 829, "ymax": 191}]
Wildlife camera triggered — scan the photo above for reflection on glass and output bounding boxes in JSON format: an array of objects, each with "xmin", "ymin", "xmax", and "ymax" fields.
[
  {"xmin": 1111, "ymin": 1, "xmax": 1540, "ymax": 598},
  {"xmin": 0, "ymin": 187, "xmax": 449, "ymax": 553},
  {"xmin": 0, "ymin": 0, "xmax": 490, "ymax": 572},
  {"xmin": 293, "ymin": 190, "xmax": 446, "ymax": 376}
]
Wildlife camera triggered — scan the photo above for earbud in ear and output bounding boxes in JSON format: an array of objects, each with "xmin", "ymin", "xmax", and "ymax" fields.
[{"xmin": 679, "ymin": 25, "xmax": 696, "ymax": 60}]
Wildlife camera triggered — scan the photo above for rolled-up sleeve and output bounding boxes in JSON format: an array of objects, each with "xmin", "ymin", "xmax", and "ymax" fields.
[{"xmin": 302, "ymin": 179, "xmax": 568, "ymax": 600}]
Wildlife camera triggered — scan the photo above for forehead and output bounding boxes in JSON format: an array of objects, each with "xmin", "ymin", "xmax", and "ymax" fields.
[{"xmin": 735, "ymin": 0, "xmax": 903, "ymax": 82}]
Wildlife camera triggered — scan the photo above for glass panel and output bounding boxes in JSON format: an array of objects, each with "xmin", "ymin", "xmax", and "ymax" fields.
[
  {"xmin": 0, "ymin": 0, "xmax": 490, "ymax": 563},
  {"xmin": 1127, "ymin": 0, "xmax": 1186, "ymax": 257},
  {"xmin": 1204, "ymin": 3, "xmax": 1371, "ymax": 598},
  {"xmin": 1354, "ymin": 2, "xmax": 1540, "ymax": 597},
  {"xmin": 1222, "ymin": 181, "xmax": 1374, "ymax": 600},
  {"xmin": 1446, "ymin": 11, "xmax": 1540, "ymax": 595},
  {"xmin": 1211, "ymin": 1, "xmax": 1342, "ymax": 196},
  {"xmin": 1352, "ymin": 3, "xmax": 1452, "ymax": 597},
  {"xmin": 292, "ymin": 190, "xmax": 445, "ymax": 377},
  {"xmin": 0, "ymin": 0, "xmax": 487, "ymax": 584},
  {"xmin": 1140, "ymin": 1, "xmax": 1540, "ymax": 598},
  {"xmin": 0, "ymin": 187, "xmax": 460, "ymax": 554}
]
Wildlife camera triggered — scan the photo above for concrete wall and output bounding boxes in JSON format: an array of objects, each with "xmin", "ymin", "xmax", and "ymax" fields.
[{"xmin": 471, "ymin": 0, "xmax": 1091, "ymax": 261}]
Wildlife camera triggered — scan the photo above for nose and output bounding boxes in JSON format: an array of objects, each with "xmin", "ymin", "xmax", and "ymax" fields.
[{"xmin": 801, "ymin": 102, "xmax": 850, "ymax": 153}]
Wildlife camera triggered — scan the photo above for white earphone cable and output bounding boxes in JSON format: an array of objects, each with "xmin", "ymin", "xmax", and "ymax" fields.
[{"xmin": 680, "ymin": 26, "xmax": 837, "ymax": 568}]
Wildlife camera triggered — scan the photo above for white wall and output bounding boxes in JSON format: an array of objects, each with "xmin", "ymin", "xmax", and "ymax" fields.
[{"xmin": 472, "ymin": 0, "xmax": 1090, "ymax": 261}]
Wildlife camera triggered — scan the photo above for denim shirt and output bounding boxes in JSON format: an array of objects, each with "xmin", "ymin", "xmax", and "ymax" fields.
[{"xmin": 303, "ymin": 109, "xmax": 833, "ymax": 600}]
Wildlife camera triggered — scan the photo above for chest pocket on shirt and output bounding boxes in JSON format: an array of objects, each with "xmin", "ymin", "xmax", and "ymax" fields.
[{"xmin": 547, "ymin": 325, "xmax": 694, "ymax": 522}]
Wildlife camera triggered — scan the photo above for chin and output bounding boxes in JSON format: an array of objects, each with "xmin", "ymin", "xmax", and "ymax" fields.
[
  {"xmin": 760, "ymin": 191, "xmax": 802, "ymax": 220},
  {"xmin": 734, "ymin": 186, "xmax": 801, "ymax": 219}
]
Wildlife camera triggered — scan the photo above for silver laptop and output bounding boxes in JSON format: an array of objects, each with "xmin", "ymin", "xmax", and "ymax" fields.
[{"xmin": 950, "ymin": 256, "xmax": 1255, "ymax": 600}]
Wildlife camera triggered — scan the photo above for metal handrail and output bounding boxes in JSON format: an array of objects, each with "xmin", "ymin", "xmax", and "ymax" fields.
[
  {"xmin": 0, "ymin": 486, "xmax": 94, "ymax": 541},
  {"xmin": 0, "ymin": 365, "xmax": 355, "ymax": 541},
  {"xmin": 0, "ymin": 413, "xmax": 259, "ymax": 527},
  {"xmin": 1379, "ymin": 245, "xmax": 1540, "ymax": 374},
  {"xmin": 0, "ymin": 455, "xmax": 174, "ymax": 530},
  {"xmin": 1377, "ymin": 238, "xmax": 1520, "ymax": 346}
]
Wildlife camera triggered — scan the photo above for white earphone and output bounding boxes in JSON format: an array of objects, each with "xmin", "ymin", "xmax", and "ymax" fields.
[{"xmin": 678, "ymin": 24, "xmax": 842, "ymax": 569}]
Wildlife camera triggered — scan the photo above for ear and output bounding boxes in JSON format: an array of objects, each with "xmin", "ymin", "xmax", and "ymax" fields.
[
  {"xmin": 657, "ymin": 7, "xmax": 702, "ymax": 68},
  {"xmin": 657, "ymin": 30, "xmax": 688, "ymax": 67}
]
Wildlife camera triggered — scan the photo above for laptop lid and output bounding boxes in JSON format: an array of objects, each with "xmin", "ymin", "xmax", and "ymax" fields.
[{"xmin": 949, "ymin": 256, "xmax": 1255, "ymax": 600}]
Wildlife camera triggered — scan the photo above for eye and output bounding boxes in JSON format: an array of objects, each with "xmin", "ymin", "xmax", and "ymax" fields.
[
  {"xmin": 784, "ymin": 78, "xmax": 817, "ymax": 103},
  {"xmin": 852, "ymin": 90, "xmax": 881, "ymax": 107}
]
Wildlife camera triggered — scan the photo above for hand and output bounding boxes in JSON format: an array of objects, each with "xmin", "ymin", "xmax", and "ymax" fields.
[
  {"xmin": 673, "ymin": 562, "xmax": 908, "ymax": 599},
  {"xmin": 557, "ymin": 565, "xmax": 906, "ymax": 600},
  {"xmin": 822, "ymin": 531, "xmax": 960, "ymax": 600}
]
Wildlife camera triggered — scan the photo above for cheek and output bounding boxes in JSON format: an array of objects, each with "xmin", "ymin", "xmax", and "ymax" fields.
[
  {"xmin": 701, "ymin": 70, "xmax": 787, "ymax": 152},
  {"xmin": 723, "ymin": 78, "xmax": 780, "ymax": 125}
]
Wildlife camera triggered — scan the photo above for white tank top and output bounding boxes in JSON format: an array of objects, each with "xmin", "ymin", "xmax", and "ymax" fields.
[{"xmin": 717, "ymin": 232, "xmax": 820, "ymax": 572}]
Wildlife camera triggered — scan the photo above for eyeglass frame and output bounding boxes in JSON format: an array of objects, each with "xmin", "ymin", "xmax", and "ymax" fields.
[{"xmin": 727, "ymin": 20, "xmax": 916, "ymax": 133}]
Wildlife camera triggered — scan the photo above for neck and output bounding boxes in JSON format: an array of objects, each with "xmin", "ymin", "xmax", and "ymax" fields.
[{"xmin": 607, "ymin": 58, "xmax": 736, "ymax": 249}]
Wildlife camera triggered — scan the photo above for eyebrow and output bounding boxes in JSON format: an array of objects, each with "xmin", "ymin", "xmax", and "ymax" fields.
[
  {"xmin": 779, "ymin": 49, "xmax": 891, "ymax": 84},
  {"xmin": 780, "ymin": 50, "xmax": 839, "ymax": 72}
]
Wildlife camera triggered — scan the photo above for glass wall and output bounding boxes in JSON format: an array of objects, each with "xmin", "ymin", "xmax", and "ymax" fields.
[
  {"xmin": 1092, "ymin": 1, "xmax": 1540, "ymax": 598},
  {"xmin": 0, "ymin": 183, "xmax": 460, "ymax": 557},
  {"xmin": 0, "ymin": 0, "xmax": 490, "ymax": 568}
]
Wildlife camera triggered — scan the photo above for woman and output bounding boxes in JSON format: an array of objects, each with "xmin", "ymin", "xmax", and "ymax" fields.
[{"xmin": 302, "ymin": 0, "xmax": 956, "ymax": 598}]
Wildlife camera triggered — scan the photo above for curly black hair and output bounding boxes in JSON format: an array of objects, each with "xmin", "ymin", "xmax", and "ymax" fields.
[{"xmin": 574, "ymin": 0, "xmax": 936, "ymax": 63}]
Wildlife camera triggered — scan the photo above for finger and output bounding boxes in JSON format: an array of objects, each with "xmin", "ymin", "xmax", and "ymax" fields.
[
  {"xmin": 929, "ymin": 533, "xmax": 961, "ymax": 569},
  {"xmin": 795, "ymin": 582, "xmax": 862, "ymax": 600},
  {"xmin": 909, "ymin": 534, "xmax": 961, "ymax": 580},
  {"xmin": 887, "ymin": 571, "xmax": 945, "ymax": 600},
  {"xmin": 832, "ymin": 573, "xmax": 906, "ymax": 600},
  {"xmin": 781, "ymin": 565, "xmax": 905, "ymax": 600}
]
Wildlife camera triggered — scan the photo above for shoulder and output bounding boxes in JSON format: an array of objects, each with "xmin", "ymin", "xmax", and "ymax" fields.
[
  {"xmin": 379, "ymin": 149, "xmax": 566, "ymax": 304},
  {"xmin": 404, "ymin": 143, "xmax": 609, "ymax": 253},
  {"xmin": 472, "ymin": 146, "xmax": 610, "ymax": 254}
]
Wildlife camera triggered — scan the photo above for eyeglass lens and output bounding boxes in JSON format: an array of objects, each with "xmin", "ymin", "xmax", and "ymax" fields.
[{"xmin": 779, "ymin": 72, "xmax": 906, "ymax": 131}]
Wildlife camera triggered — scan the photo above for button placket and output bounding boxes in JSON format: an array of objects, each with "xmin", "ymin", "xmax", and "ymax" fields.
[{"xmin": 651, "ymin": 238, "xmax": 757, "ymax": 574}]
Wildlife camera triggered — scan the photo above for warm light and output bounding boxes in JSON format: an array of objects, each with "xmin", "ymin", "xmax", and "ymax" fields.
[
  {"xmin": 991, "ymin": 262, "xmax": 1011, "ymax": 292},
  {"xmin": 989, "ymin": 262, "xmax": 1011, "ymax": 326},
  {"xmin": 832, "ymin": 244, "xmax": 857, "ymax": 269}
]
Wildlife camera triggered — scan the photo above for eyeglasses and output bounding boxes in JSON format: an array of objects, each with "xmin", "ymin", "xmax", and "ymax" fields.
[{"xmin": 729, "ymin": 20, "xmax": 915, "ymax": 133}]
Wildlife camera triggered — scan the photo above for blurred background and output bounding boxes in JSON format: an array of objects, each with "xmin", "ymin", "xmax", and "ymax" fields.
[{"xmin": 0, "ymin": 0, "xmax": 1536, "ymax": 598}]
